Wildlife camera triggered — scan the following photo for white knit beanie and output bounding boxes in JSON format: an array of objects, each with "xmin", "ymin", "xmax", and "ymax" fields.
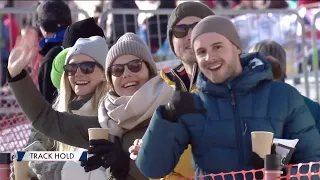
[{"xmin": 66, "ymin": 36, "xmax": 108, "ymax": 68}]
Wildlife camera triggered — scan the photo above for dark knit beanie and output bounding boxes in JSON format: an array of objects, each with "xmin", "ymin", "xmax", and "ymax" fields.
[
  {"xmin": 191, "ymin": 15, "xmax": 242, "ymax": 51},
  {"xmin": 37, "ymin": 0, "xmax": 72, "ymax": 33},
  {"xmin": 167, "ymin": 1, "xmax": 214, "ymax": 54},
  {"xmin": 62, "ymin": 17, "xmax": 105, "ymax": 48}
]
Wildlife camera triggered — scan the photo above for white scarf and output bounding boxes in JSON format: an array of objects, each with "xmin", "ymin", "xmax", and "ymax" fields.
[{"xmin": 98, "ymin": 75, "xmax": 174, "ymax": 137}]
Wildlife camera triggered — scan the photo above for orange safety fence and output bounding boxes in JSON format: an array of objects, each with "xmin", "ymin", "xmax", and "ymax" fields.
[
  {"xmin": 0, "ymin": 76, "xmax": 33, "ymax": 153},
  {"xmin": 0, "ymin": 58, "xmax": 37, "ymax": 153},
  {"xmin": 189, "ymin": 162, "xmax": 320, "ymax": 179},
  {"xmin": 0, "ymin": 29, "xmax": 40, "ymax": 153},
  {"xmin": 0, "ymin": 115, "xmax": 31, "ymax": 153}
]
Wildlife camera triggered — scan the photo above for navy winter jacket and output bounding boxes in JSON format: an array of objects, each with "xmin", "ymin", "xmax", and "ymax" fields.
[{"xmin": 136, "ymin": 53, "xmax": 320, "ymax": 179}]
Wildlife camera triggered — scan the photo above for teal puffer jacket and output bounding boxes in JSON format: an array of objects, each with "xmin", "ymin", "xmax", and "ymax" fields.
[
  {"xmin": 304, "ymin": 96, "xmax": 320, "ymax": 133},
  {"xmin": 136, "ymin": 53, "xmax": 320, "ymax": 179}
]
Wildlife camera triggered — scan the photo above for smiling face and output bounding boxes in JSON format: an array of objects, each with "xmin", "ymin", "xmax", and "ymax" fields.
[
  {"xmin": 193, "ymin": 32, "xmax": 242, "ymax": 84},
  {"xmin": 110, "ymin": 55, "xmax": 150, "ymax": 96},
  {"xmin": 172, "ymin": 16, "xmax": 202, "ymax": 65},
  {"xmin": 67, "ymin": 54, "xmax": 105, "ymax": 97}
]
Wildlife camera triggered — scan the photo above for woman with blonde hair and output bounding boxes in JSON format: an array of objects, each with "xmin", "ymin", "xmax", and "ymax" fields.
[
  {"xmin": 53, "ymin": 36, "xmax": 108, "ymax": 151},
  {"xmin": 10, "ymin": 35, "xmax": 109, "ymax": 180}
]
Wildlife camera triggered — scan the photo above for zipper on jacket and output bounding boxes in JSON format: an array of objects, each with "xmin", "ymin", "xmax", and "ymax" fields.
[
  {"xmin": 230, "ymin": 91, "xmax": 236, "ymax": 108},
  {"xmin": 243, "ymin": 121, "xmax": 247, "ymax": 136},
  {"xmin": 189, "ymin": 63, "xmax": 198, "ymax": 92},
  {"xmin": 228, "ymin": 84, "xmax": 245, "ymax": 169},
  {"xmin": 171, "ymin": 70, "xmax": 188, "ymax": 91}
]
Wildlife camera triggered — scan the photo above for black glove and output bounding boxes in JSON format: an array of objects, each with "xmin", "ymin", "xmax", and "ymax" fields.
[
  {"xmin": 81, "ymin": 139, "xmax": 130, "ymax": 179},
  {"xmin": 162, "ymin": 90, "xmax": 206, "ymax": 122},
  {"xmin": 251, "ymin": 143, "xmax": 277, "ymax": 169}
]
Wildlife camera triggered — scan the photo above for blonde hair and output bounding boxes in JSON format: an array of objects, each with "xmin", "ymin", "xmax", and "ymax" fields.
[{"xmin": 53, "ymin": 71, "xmax": 108, "ymax": 151}]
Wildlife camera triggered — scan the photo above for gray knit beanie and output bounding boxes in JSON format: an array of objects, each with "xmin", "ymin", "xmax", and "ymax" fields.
[
  {"xmin": 191, "ymin": 15, "xmax": 242, "ymax": 51},
  {"xmin": 105, "ymin": 33, "xmax": 157, "ymax": 82},
  {"xmin": 66, "ymin": 36, "xmax": 108, "ymax": 69},
  {"xmin": 167, "ymin": 1, "xmax": 214, "ymax": 54}
]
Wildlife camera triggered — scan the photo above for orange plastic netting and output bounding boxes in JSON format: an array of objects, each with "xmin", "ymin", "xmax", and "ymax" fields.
[
  {"xmin": 188, "ymin": 162, "xmax": 320, "ymax": 179},
  {"xmin": 0, "ymin": 50, "xmax": 41, "ymax": 153}
]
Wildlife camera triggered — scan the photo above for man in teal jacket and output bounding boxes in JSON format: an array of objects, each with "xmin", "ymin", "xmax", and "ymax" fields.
[
  {"xmin": 249, "ymin": 40, "xmax": 320, "ymax": 134},
  {"xmin": 136, "ymin": 16, "xmax": 320, "ymax": 179}
]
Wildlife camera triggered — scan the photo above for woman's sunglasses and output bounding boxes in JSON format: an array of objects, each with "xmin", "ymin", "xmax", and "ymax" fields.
[
  {"xmin": 110, "ymin": 59, "xmax": 143, "ymax": 77},
  {"xmin": 64, "ymin": 62, "xmax": 100, "ymax": 76},
  {"xmin": 171, "ymin": 22, "xmax": 198, "ymax": 38}
]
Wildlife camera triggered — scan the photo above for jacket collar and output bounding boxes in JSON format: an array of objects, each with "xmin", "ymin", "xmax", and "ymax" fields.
[
  {"xmin": 170, "ymin": 63, "xmax": 198, "ymax": 92},
  {"xmin": 196, "ymin": 52, "xmax": 273, "ymax": 96},
  {"xmin": 38, "ymin": 29, "xmax": 66, "ymax": 49}
]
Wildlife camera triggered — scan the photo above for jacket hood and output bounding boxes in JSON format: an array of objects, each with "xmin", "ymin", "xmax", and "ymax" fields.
[{"xmin": 196, "ymin": 52, "xmax": 273, "ymax": 96}]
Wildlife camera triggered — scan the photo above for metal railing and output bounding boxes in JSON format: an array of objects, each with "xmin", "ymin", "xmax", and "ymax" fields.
[
  {"xmin": 0, "ymin": 7, "xmax": 89, "ymax": 57},
  {"xmin": 99, "ymin": 9, "xmax": 173, "ymax": 49},
  {"xmin": 0, "ymin": 7, "xmax": 90, "ymax": 25},
  {"xmin": 312, "ymin": 11, "xmax": 320, "ymax": 102}
]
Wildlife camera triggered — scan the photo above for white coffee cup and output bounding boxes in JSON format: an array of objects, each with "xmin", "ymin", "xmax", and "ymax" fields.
[
  {"xmin": 13, "ymin": 159, "xmax": 30, "ymax": 180},
  {"xmin": 251, "ymin": 131, "xmax": 274, "ymax": 158},
  {"xmin": 88, "ymin": 128, "xmax": 109, "ymax": 140}
]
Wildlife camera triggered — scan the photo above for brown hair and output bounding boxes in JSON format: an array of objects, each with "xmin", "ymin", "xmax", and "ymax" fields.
[{"xmin": 249, "ymin": 40, "xmax": 286, "ymax": 80}]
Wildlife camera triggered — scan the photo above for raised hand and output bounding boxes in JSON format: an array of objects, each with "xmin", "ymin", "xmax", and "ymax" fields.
[
  {"xmin": 8, "ymin": 28, "xmax": 38, "ymax": 77},
  {"xmin": 162, "ymin": 89, "xmax": 206, "ymax": 122}
]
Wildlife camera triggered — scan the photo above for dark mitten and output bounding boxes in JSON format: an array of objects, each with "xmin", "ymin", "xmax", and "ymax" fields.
[
  {"xmin": 162, "ymin": 90, "xmax": 206, "ymax": 122},
  {"xmin": 81, "ymin": 154, "xmax": 103, "ymax": 172},
  {"xmin": 81, "ymin": 139, "xmax": 130, "ymax": 179},
  {"xmin": 251, "ymin": 152, "xmax": 264, "ymax": 169},
  {"xmin": 251, "ymin": 152, "xmax": 264, "ymax": 179},
  {"xmin": 251, "ymin": 144, "xmax": 277, "ymax": 169}
]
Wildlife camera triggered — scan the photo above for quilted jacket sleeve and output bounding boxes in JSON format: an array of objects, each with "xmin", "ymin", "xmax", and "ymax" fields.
[
  {"xmin": 283, "ymin": 86, "xmax": 320, "ymax": 163},
  {"xmin": 136, "ymin": 107, "xmax": 190, "ymax": 179}
]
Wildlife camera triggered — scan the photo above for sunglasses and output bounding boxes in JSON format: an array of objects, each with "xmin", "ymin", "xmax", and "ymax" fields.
[
  {"xmin": 171, "ymin": 22, "xmax": 198, "ymax": 38},
  {"xmin": 110, "ymin": 59, "xmax": 143, "ymax": 77},
  {"xmin": 64, "ymin": 62, "xmax": 100, "ymax": 76}
]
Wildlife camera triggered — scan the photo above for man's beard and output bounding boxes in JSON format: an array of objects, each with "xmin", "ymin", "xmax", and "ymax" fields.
[{"xmin": 180, "ymin": 49, "xmax": 196, "ymax": 65}]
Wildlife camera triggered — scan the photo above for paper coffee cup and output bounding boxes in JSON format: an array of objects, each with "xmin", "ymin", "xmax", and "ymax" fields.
[
  {"xmin": 88, "ymin": 128, "xmax": 109, "ymax": 140},
  {"xmin": 13, "ymin": 160, "xmax": 30, "ymax": 180},
  {"xmin": 251, "ymin": 131, "xmax": 274, "ymax": 158}
]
